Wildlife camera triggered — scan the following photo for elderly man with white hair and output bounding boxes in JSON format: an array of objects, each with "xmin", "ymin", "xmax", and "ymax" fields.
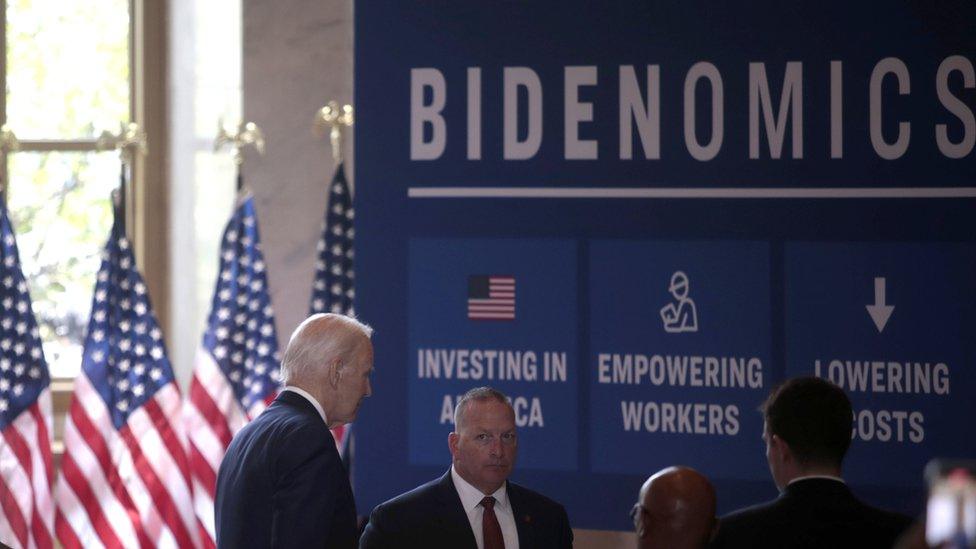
[{"xmin": 216, "ymin": 313, "xmax": 374, "ymax": 549}]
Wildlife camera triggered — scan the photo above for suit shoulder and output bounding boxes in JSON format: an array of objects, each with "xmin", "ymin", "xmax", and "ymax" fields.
[
  {"xmin": 710, "ymin": 499, "xmax": 785, "ymax": 548},
  {"xmin": 717, "ymin": 498, "xmax": 787, "ymax": 533},
  {"xmin": 509, "ymin": 483, "xmax": 564, "ymax": 508},
  {"xmin": 362, "ymin": 476, "xmax": 450, "ymax": 544},
  {"xmin": 859, "ymin": 502, "xmax": 913, "ymax": 533},
  {"xmin": 507, "ymin": 482, "xmax": 570, "ymax": 522},
  {"xmin": 721, "ymin": 497, "xmax": 782, "ymax": 521},
  {"xmin": 371, "ymin": 477, "xmax": 443, "ymax": 515},
  {"xmin": 257, "ymin": 403, "xmax": 328, "ymax": 436},
  {"xmin": 228, "ymin": 404, "xmax": 332, "ymax": 464}
]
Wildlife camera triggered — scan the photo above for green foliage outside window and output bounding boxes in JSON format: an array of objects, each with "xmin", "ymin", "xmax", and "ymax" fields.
[{"xmin": 5, "ymin": 0, "xmax": 130, "ymax": 377}]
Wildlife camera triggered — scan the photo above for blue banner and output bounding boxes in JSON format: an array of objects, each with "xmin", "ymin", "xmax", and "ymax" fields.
[
  {"xmin": 354, "ymin": 0, "xmax": 976, "ymax": 531},
  {"xmin": 589, "ymin": 240, "xmax": 770, "ymax": 479},
  {"xmin": 785, "ymin": 242, "xmax": 976, "ymax": 487},
  {"xmin": 408, "ymin": 239, "xmax": 578, "ymax": 471}
]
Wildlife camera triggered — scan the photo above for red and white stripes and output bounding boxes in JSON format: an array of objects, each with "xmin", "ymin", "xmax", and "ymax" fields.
[
  {"xmin": 54, "ymin": 374, "xmax": 199, "ymax": 549},
  {"xmin": 0, "ymin": 388, "xmax": 54, "ymax": 549},
  {"xmin": 184, "ymin": 349, "xmax": 266, "ymax": 548}
]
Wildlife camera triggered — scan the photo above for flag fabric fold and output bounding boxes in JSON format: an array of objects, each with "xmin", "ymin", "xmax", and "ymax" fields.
[
  {"xmin": 54, "ymin": 197, "xmax": 199, "ymax": 549},
  {"xmin": 0, "ymin": 199, "xmax": 55, "ymax": 549},
  {"xmin": 185, "ymin": 193, "xmax": 280, "ymax": 547},
  {"xmin": 309, "ymin": 162, "xmax": 355, "ymax": 457}
]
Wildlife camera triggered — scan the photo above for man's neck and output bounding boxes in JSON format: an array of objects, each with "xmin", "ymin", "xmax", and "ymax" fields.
[{"xmin": 282, "ymin": 385, "xmax": 330, "ymax": 426}]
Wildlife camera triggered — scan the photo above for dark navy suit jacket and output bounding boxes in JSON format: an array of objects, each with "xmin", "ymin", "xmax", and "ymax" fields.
[
  {"xmin": 359, "ymin": 470, "xmax": 573, "ymax": 549},
  {"xmin": 215, "ymin": 390, "xmax": 357, "ymax": 548},
  {"xmin": 709, "ymin": 478, "xmax": 911, "ymax": 549}
]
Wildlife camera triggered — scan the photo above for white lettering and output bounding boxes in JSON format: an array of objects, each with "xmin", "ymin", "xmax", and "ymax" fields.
[
  {"xmin": 870, "ymin": 57, "xmax": 911, "ymax": 160},
  {"xmin": 410, "ymin": 68, "xmax": 446, "ymax": 160},
  {"xmin": 749, "ymin": 61, "xmax": 803, "ymax": 159},
  {"xmin": 852, "ymin": 408, "xmax": 924, "ymax": 443},
  {"xmin": 936, "ymin": 55, "xmax": 975, "ymax": 159},
  {"xmin": 467, "ymin": 67, "xmax": 482, "ymax": 160},
  {"xmin": 597, "ymin": 353, "xmax": 763, "ymax": 389},
  {"xmin": 440, "ymin": 395, "xmax": 455, "ymax": 424},
  {"xmin": 621, "ymin": 401, "xmax": 740, "ymax": 435},
  {"xmin": 565, "ymin": 66, "xmax": 598, "ymax": 159},
  {"xmin": 816, "ymin": 358, "xmax": 950, "ymax": 395},
  {"xmin": 512, "ymin": 396, "xmax": 544, "ymax": 427},
  {"xmin": 684, "ymin": 61, "xmax": 724, "ymax": 161},
  {"xmin": 830, "ymin": 60, "xmax": 843, "ymax": 158},
  {"xmin": 504, "ymin": 67, "xmax": 543, "ymax": 159},
  {"xmin": 619, "ymin": 65, "xmax": 661, "ymax": 160}
]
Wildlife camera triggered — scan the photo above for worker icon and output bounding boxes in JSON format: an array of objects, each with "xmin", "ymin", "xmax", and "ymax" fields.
[{"xmin": 660, "ymin": 271, "xmax": 698, "ymax": 333}]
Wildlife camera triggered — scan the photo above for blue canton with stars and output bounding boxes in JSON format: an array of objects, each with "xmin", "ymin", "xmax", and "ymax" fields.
[
  {"xmin": 310, "ymin": 163, "xmax": 355, "ymax": 316},
  {"xmin": 201, "ymin": 194, "xmax": 280, "ymax": 412},
  {"xmin": 0, "ymin": 200, "xmax": 49, "ymax": 431},
  {"xmin": 81, "ymin": 201, "xmax": 176, "ymax": 430}
]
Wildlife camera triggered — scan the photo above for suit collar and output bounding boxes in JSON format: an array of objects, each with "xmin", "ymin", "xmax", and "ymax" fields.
[
  {"xmin": 438, "ymin": 469, "xmax": 542, "ymax": 547},
  {"xmin": 783, "ymin": 477, "xmax": 853, "ymax": 499},
  {"xmin": 433, "ymin": 471, "xmax": 480, "ymax": 547},
  {"xmin": 506, "ymin": 481, "xmax": 539, "ymax": 547},
  {"xmin": 450, "ymin": 466, "xmax": 511, "ymax": 514},
  {"xmin": 280, "ymin": 386, "xmax": 329, "ymax": 425},
  {"xmin": 788, "ymin": 474, "xmax": 845, "ymax": 486},
  {"xmin": 273, "ymin": 389, "xmax": 321, "ymax": 420}
]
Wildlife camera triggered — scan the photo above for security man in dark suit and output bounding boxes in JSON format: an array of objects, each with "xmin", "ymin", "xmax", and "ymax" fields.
[
  {"xmin": 215, "ymin": 313, "xmax": 374, "ymax": 548},
  {"xmin": 360, "ymin": 386, "xmax": 573, "ymax": 549},
  {"xmin": 710, "ymin": 376, "xmax": 911, "ymax": 549}
]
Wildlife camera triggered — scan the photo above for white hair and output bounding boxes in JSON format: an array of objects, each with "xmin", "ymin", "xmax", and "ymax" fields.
[{"xmin": 279, "ymin": 313, "xmax": 373, "ymax": 384}]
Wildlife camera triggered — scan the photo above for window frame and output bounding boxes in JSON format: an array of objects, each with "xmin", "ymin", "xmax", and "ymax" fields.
[{"xmin": 0, "ymin": 0, "xmax": 169, "ymax": 459}]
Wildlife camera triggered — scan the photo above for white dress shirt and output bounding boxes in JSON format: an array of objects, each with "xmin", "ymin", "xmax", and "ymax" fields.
[
  {"xmin": 281, "ymin": 386, "xmax": 329, "ymax": 426},
  {"xmin": 788, "ymin": 474, "xmax": 845, "ymax": 486},
  {"xmin": 451, "ymin": 466, "xmax": 519, "ymax": 549}
]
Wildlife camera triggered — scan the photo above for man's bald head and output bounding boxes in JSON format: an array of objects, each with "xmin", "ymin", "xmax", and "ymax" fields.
[{"xmin": 635, "ymin": 466, "xmax": 717, "ymax": 549}]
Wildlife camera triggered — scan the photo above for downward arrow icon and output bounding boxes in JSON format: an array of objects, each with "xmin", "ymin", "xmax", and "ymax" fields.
[{"xmin": 865, "ymin": 277, "xmax": 894, "ymax": 333}]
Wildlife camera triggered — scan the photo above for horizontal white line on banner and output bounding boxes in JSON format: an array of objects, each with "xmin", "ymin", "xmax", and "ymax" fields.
[{"xmin": 407, "ymin": 187, "xmax": 976, "ymax": 199}]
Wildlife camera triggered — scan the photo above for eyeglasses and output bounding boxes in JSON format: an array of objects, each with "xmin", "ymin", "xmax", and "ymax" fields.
[{"xmin": 630, "ymin": 503, "xmax": 648, "ymax": 529}]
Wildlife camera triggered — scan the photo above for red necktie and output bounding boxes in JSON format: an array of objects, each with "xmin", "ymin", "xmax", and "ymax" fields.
[{"xmin": 481, "ymin": 496, "xmax": 505, "ymax": 549}]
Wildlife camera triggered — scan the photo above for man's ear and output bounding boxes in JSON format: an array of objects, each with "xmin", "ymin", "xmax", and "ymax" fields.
[
  {"xmin": 448, "ymin": 432, "xmax": 459, "ymax": 458},
  {"xmin": 636, "ymin": 516, "xmax": 649, "ymax": 539},
  {"xmin": 770, "ymin": 433, "xmax": 793, "ymax": 464},
  {"xmin": 328, "ymin": 358, "xmax": 343, "ymax": 388}
]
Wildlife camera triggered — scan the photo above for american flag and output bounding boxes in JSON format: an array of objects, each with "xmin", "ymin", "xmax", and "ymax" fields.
[
  {"xmin": 0, "ymin": 199, "xmax": 54, "ymax": 549},
  {"xmin": 309, "ymin": 163, "xmax": 354, "ymax": 456},
  {"xmin": 184, "ymin": 193, "xmax": 280, "ymax": 547},
  {"xmin": 54, "ymin": 200, "xmax": 199, "ymax": 548},
  {"xmin": 467, "ymin": 276, "xmax": 516, "ymax": 320}
]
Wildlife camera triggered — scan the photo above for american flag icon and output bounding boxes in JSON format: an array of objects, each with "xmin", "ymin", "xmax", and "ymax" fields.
[{"xmin": 467, "ymin": 275, "xmax": 516, "ymax": 320}]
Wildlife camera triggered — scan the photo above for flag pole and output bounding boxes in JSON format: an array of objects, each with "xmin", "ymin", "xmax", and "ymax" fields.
[
  {"xmin": 116, "ymin": 164, "xmax": 126, "ymax": 231},
  {"xmin": 310, "ymin": 101, "xmax": 357, "ymax": 465},
  {"xmin": 97, "ymin": 122, "xmax": 147, "ymax": 236},
  {"xmin": 215, "ymin": 120, "xmax": 265, "ymax": 194},
  {"xmin": 188, "ymin": 127, "xmax": 281, "ymax": 546},
  {"xmin": 313, "ymin": 100, "xmax": 354, "ymax": 169},
  {"xmin": 0, "ymin": 125, "xmax": 19, "ymax": 207}
]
